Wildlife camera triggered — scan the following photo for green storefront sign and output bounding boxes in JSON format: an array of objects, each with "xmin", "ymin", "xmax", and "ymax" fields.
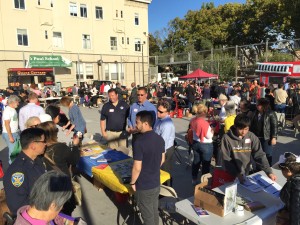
[{"xmin": 29, "ymin": 55, "xmax": 72, "ymax": 68}]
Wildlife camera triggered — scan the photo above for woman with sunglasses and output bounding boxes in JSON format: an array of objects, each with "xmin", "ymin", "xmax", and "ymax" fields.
[
  {"xmin": 37, "ymin": 121, "xmax": 80, "ymax": 216},
  {"xmin": 276, "ymin": 152, "xmax": 300, "ymax": 225}
]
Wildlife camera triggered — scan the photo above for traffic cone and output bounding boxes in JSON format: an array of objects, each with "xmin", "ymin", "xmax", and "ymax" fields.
[{"xmin": 0, "ymin": 160, "xmax": 4, "ymax": 178}]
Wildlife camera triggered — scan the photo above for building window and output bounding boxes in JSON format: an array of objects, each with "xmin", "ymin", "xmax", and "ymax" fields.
[
  {"xmin": 85, "ymin": 63, "xmax": 94, "ymax": 80},
  {"xmin": 69, "ymin": 2, "xmax": 77, "ymax": 16},
  {"xmin": 50, "ymin": 0, "xmax": 53, "ymax": 7},
  {"xmin": 82, "ymin": 34, "xmax": 91, "ymax": 49},
  {"xmin": 17, "ymin": 29, "xmax": 28, "ymax": 46},
  {"xmin": 53, "ymin": 32, "xmax": 62, "ymax": 47},
  {"xmin": 121, "ymin": 11, "xmax": 123, "ymax": 18},
  {"xmin": 127, "ymin": 37, "xmax": 129, "ymax": 45},
  {"xmin": 15, "ymin": 0, "xmax": 25, "ymax": 9},
  {"xmin": 122, "ymin": 37, "xmax": 124, "ymax": 44},
  {"xmin": 45, "ymin": 30, "xmax": 48, "ymax": 39},
  {"xmin": 135, "ymin": 38, "xmax": 141, "ymax": 51},
  {"xmin": 95, "ymin": 6, "xmax": 103, "ymax": 19},
  {"xmin": 135, "ymin": 13, "xmax": 139, "ymax": 25},
  {"xmin": 38, "ymin": 0, "xmax": 40, "ymax": 5},
  {"xmin": 110, "ymin": 37, "xmax": 117, "ymax": 50},
  {"xmin": 76, "ymin": 63, "xmax": 84, "ymax": 80},
  {"xmin": 116, "ymin": 10, "xmax": 118, "ymax": 17},
  {"xmin": 80, "ymin": 4, "xmax": 87, "ymax": 18}
]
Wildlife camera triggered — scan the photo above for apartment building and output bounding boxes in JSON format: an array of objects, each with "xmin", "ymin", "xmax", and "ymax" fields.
[{"xmin": 0, "ymin": 0, "xmax": 151, "ymax": 89}]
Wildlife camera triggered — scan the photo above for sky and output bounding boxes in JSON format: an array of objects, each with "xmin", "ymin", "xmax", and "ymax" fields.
[{"xmin": 149, "ymin": 0, "xmax": 246, "ymax": 34}]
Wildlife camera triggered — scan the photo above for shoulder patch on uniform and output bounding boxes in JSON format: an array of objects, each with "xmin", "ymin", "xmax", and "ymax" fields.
[{"xmin": 11, "ymin": 172, "xmax": 24, "ymax": 187}]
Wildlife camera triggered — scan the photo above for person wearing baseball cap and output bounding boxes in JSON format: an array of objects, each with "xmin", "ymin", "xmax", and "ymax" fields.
[{"xmin": 275, "ymin": 152, "xmax": 300, "ymax": 224}]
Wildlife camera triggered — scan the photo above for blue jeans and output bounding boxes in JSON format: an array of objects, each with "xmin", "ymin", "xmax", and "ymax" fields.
[
  {"xmin": 2, "ymin": 132, "xmax": 20, "ymax": 164},
  {"xmin": 188, "ymin": 102, "xmax": 193, "ymax": 112},
  {"xmin": 275, "ymin": 104, "xmax": 286, "ymax": 113},
  {"xmin": 192, "ymin": 142, "xmax": 213, "ymax": 179},
  {"xmin": 259, "ymin": 138, "xmax": 273, "ymax": 166}
]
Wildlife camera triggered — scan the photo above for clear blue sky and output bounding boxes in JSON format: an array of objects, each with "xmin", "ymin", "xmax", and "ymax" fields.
[{"xmin": 149, "ymin": 0, "xmax": 246, "ymax": 34}]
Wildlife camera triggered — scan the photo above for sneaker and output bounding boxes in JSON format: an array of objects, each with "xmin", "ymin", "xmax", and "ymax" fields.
[{"xmin": 83, "ymin": 104, "xmax": 85, "ymax": 108}]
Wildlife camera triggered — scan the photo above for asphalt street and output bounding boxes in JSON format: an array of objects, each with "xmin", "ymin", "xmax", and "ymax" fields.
[{"xmin": 0, "ymin": 106, "xmax": 299, "ymax": 225}]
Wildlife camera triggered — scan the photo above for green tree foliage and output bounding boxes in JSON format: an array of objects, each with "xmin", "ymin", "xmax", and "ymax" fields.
[{"xmin": 148, "ymin": 33, "xmax": 161, "ymax": 55}]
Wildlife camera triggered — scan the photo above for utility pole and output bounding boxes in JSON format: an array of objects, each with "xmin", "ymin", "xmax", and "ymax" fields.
[{"xmin": 235, "ymin": 45, "xmax": 238, "ymax": 82}]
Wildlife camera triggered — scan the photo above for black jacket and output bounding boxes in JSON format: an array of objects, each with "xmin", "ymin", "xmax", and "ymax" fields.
[
  {"xmin": 250, "ymin": 109, "xmax": 278, "ymax": 140},
  {"xmin": 186, "ymin": 85, "xmax": 196, "ymax": 103},
  {"xmin": 280, "ymin": 175, "xmax": 300, "ymax": 225},
  {"xmin": 129, "ymin": 87, "xmax": 138, "ymax": 105}
]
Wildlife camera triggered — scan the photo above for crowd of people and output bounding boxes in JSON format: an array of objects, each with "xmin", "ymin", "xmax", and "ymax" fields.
[{"xmin": 0, "ymin": 77, "xmax": 300, "ymax": 224}]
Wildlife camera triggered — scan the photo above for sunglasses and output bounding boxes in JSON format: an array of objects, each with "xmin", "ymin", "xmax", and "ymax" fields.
[
  {"xmin": 137, "ymin": 94, "xmax": 145, "ymax": 96},
  {"xmin": 284, "ymin": 152, "xmax": 297, "ymax": 158},
  {"xmin": 158, "ymin": 110, "xmax": 167, "ymax": 114},
  {"xmin": 34, "ymin": 140, "xmax": 47, "ymax": 143}
]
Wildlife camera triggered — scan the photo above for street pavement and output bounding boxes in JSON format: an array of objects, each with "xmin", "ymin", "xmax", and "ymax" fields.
[{"xmin": 0, "ymin": 106, "xmax": 299, "ymax": 225}]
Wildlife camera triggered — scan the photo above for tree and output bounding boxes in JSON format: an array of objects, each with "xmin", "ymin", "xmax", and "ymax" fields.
[{"xmin": 148, "ymin": 33, "xmax": 161, "ymax": 55}]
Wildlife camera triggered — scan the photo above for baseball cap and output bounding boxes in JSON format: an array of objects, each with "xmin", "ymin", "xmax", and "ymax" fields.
[{"xmin": 39, "ymin": 114, "xmax": 52, "ymax": 123}]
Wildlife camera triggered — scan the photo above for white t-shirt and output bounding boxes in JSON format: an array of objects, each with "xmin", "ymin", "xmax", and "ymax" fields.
[
  {"xmin": 104, "ymin": 85, "xmax": 110, "ymax": 93},
  {"xmin": 2, "ymin": 106, "xmax": 19, "ymax": 133}
]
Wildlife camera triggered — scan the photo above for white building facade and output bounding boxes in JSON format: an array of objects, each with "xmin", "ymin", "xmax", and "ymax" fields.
[{"xmin": 0, "ymin": 0, "xmax": 151, "ymax": 89}]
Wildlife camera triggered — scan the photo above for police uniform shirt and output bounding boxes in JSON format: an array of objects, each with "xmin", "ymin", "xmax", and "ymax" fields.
[
  {"xmin": 3, "ymin": 151, "xmax": 47, "ymax": 215},
  {"xmin": 101, "ymin": 100, "xmax": 129, "ymax": 131}
]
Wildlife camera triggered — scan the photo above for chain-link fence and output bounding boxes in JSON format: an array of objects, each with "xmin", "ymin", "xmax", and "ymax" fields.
[{"xmin": 150, "ymin": 38, "xmax": 300, "ymax": 80}]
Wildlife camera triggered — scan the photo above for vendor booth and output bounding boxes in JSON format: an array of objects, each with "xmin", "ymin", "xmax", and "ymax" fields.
[
  {"xmin": 256, "ymin": 61, "xmax": 300, "ymax": 86},
  {"xmin": 7, "ymin": 68, "xmax": 54, "ymax": 90}
]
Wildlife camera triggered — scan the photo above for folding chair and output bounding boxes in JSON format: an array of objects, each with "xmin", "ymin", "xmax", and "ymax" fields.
[
  {"xmin": 159, "ymin": 185, "xmax": 190, "ymax": 225},
  {"xmin": 173, "ymin": 140, "xmax": 183, "ymax": 164}
]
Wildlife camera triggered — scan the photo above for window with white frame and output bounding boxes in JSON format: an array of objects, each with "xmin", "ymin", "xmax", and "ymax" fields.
[
  {"xmin": 85, "ymin": 63, "xmax": 94, "ymax": 80},
  {"xmin": 17, "ymin": 29, "xmax": 28, "ymax": 46},
  {"xmin": 116, "ymin": 10, "xmax": 118, "ymax": 17},
  {"xmin": 76, "ymin": 63, "xmax": 83, "ymax": 80},
  {"xmin": 127, "ymin": 37, "xmax": 129, "ymax": 45},
  {"xmin": 95, "ymin": 6, "xmax": 103, "ymax": 19},
  {"xmin": 122, "ymin": 37, "xmax": 124, "ymax": 44},
  {"xmin": 135, "ymin": 38, "xmax": 141, "ymax": 52},
  {"xmin": 15, "ymin": 0, "xmax": 25, "ymax": 9},
  {"xmin": 69, "ymin": 2, "xmax": 77, "ymax": 16},
  {"xmin": 135, "ymin": 13, "xmax": 139, "ymax": 25},
  {"xmin": 80, "ymin": 4, "xmax": 87, "ymax": 18},
  {"xmin": 82, "ymin": 34, "xmax": 91, "ymax": 49},
  {"xmin": 110, "ymin": 37, "xmax": 117, "ymax": 50},
  {"xmin": 53, "ymin": 32, "xmax": 63, "ymax": 48},
  {"xmin": 121, "ymin": 11, "xmax": 123, "ymax": 18},
  {"xmin": 50, "ymin": 0, "xmax": 53, "ymax": 7}
]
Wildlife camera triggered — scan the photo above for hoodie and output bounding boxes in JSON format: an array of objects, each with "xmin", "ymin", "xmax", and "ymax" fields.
[{"xmin": 221, "ymin": 126, "xmax": 273, "ymax": 177}]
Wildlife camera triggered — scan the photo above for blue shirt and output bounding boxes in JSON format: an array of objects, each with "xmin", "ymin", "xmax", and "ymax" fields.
[
  {"xmin": 128, "ymin": 100, "xmax": 157, "ymax": 128},
  {"xmin": 69, "ymin": 104, "xmax": 86, "ymax": 133},
  {"xmin": 154, "ymin": 116, "xmax": 175, "ymax": 151}
]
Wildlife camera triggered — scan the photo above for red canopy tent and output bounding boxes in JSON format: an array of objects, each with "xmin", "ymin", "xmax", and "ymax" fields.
[{"xmin": 180, "ymin": 69, "xmax": 219, "ymax": 79}]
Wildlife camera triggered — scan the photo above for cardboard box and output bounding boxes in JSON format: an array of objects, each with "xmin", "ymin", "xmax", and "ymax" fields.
[{"xmin": 194, "ymin": 182, "xmax": 225, "ymax": 217}]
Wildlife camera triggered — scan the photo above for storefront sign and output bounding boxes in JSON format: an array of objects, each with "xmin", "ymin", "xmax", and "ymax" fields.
[
  {"xmin": 17, "ymin": 71, "xmax": 47, "ymax": 76},
  {"xmin": 29, "ymin": 55, "xmax": 72, "ymax": 68}
]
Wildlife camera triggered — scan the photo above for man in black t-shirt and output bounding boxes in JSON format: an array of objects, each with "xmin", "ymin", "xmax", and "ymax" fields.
[
  {"xmin": 100, "ymin": 89, "xmax": 129, "ymax": 149},
  {"xmin": 131, "ymin": 111, "xmax": 165, "ymax": 225}
]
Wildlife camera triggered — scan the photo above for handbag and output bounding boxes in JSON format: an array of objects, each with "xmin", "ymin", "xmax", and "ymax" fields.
[
  {"xmin": 10, "ymin": 139, "xmax": 21, "ymax": 162},
  {"xmin": 44, "ymin": 148, "xmax": 82, "ymax": 206}
]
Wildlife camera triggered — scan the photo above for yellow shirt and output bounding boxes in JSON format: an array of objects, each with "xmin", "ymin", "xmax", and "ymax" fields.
[{"xmin": 224, "ymin": 115, "xmax": 236, "ymax": 133}]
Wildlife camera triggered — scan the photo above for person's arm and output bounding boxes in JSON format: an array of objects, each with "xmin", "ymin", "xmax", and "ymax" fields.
[
  {"xmin": 19, "ymin": 109, "xmax": 25, "ymax": 131},
  {"xmin": 161, "ymin": 153, "xmax": 165, "ymax": 166},
  {"xmin": 251, "ymin": 135, "xmax": 276, "ymax": 180},
  {"xmin": 4, "ymin": 120, "xmax": 14, "ymax": 143},
  {"xmin": 62, "ymin": 121, "xmax": 71, "ymax": 130},
  {"xmin": 131, "ymin": 160, "xmax": 142, "ymax": 192},
  {"xmin": 220, "ymin": 136, "xmax": 240, "ymax": 177},
  {"xmin": 66, "ymin": 124, "xmax": 75, "ymax": 135},
  {"xmin": 289, "ymin": 176, "xmax": 300, "ymax": 225},
  {"xmin": 100, "ymin": 120, "xmax": 107, "ymax": 139},
  {"xmin": 269, "ymin": 111, "xmax": 278, "ymax": 145}
]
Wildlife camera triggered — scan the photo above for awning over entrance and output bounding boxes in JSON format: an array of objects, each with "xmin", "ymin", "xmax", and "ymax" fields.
[{"xmin": 29, "ymin": 55, "xmax": 72, "ymax": 68}]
